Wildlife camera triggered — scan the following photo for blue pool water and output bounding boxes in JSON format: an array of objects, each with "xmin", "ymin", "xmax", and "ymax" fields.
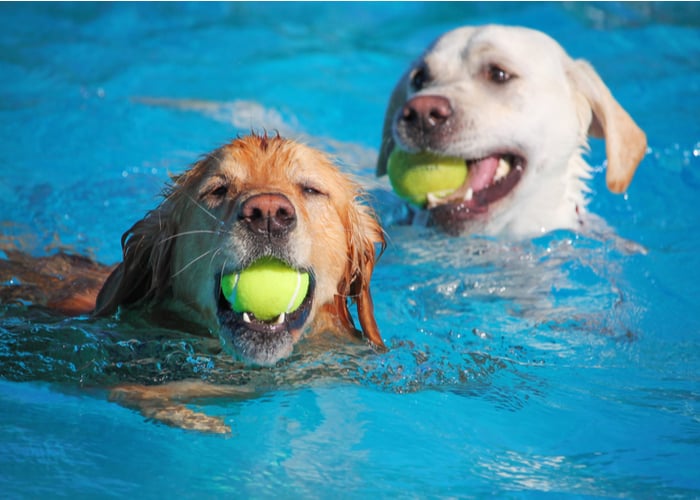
[{"xmin": 1, "ymin": 2, "xmax": 699, "ymax": 497}]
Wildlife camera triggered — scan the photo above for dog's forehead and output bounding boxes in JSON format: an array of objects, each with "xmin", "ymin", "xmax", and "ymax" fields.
[
  {"xmin": 202, "ymin": 140, "xmax": 356, "ymax": 204},
  {"xmin": 427, "ymin": 25, "xmax": 567, "ymax": 70},
  {"xmin": 213, "ymin": 139, "xmax": 336, "ymax": 181}
]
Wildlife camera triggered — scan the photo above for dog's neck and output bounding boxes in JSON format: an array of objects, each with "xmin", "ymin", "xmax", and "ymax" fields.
[{"xmin": 484, "ymin": 148, "xmax": 593, "ymax": 238}]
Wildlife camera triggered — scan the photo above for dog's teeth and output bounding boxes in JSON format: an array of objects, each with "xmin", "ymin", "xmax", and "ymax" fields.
[
  {"xmin": 426, "ymin": 192, "xmax": 441, "ymax": 206},
  {"xmin": 243, "ymin": 312, "xmax": 252, "ymax": 323},
  {"xmin": 464, "ymin": 187, "xmax": 473, "ymax": 201},
  {"xmin": 275, "ymin": 313, "xmax": 286, "ymax": 325},
  {"xmin": 494, "ymin": 157, "xmax": 510, "ymax": 182}
]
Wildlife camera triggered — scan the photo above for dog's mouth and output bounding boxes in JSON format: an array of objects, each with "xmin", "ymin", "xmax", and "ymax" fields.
[
  {"xmin": 428, "ymin": 153, "xmax": 526, "ymax": 221},
  {"xmin": 215, "ymin": 264, "xmax": 316, "ymax": 366}
]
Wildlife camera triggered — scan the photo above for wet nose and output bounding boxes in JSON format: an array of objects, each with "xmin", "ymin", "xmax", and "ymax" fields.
[
  {"xmin": 400, "ymin": 95, "xmax": 453, "ymax": 130},
  {"xmin": 239, "ymin": 193, "xmax": 297, "ymax": 236}
]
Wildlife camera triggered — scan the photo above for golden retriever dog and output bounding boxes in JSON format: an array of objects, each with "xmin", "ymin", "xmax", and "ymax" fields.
[
  {"xmin": 377, "ymin": 25, "xmax": 647, "ymax": 237},
  {"xmin": 1, "ymin": 134, "xmax": 386, "ymax": 432}
]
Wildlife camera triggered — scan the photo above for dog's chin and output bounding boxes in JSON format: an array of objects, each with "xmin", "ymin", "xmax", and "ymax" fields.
[
  {"xmin": 215, "ymin": 273, "xmax": 315, "ymax": 367},
  {"xmin": 425, "ymin": 153, "xmax": 527, "ymax": 235}
]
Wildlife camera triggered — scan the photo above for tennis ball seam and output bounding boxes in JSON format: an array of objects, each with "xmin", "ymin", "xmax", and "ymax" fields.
[
  {"xmin": 220, "ymin": 257, "xmax": 310, "ymax": 321},
  {"xmin": 284, "ymin": 271, "xmax": 305, "ymax": 313},
  {"xmin": 387, "ymin": 149, "xmax": 467, "ymax": 206}
]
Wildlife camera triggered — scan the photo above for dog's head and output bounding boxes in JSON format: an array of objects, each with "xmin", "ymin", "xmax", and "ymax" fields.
[
  {"xmin": 95, "ymin": 134, "xmax": 386, "ymax": 366},
  {"xmin": 377, "ymin": 25, "xmax": 646, "ymax": 236}
]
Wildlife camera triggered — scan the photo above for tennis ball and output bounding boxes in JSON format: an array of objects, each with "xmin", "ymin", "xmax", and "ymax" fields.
[
  {"xmin": 387, "ymin": 149, "xmax": 467, "ymax": 206},
  {"xmin": 221, "ymin": 257, "xmax": 310, "ymax": 321}
]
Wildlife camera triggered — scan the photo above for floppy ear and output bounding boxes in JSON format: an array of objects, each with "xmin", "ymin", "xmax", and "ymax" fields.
[
  {"xmin": 376, "ymin": 70, "xmax": 410, "ymax": 177},
  {"xmin": 93, "ymin": 204, "xmax": 178, "ymax": 316},
  {"xmin": 94, "ymin": 154, "xmax": 215, "ymax": 317},
  {"xmin": 333, "ymin": 201, "xmax": 387, "ymax": 351},
  {"xmin": 568, "ymin": 59, "xmax": 647, "ymax": 194}
]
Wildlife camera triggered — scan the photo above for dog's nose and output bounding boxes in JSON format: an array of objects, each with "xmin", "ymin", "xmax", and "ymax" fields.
[
  {"xmin": 401, "ymin": 95, "xmax": 453, "ymax": 130},
  {"xmin": 239, "ymin": 193, "xmax": 297, "ymax": 236}
]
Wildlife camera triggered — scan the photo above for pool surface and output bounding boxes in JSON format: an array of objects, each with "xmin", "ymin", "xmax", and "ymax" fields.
[{"xmin": 1, "ymin": 2, "xmax": 699, "ymax": 497}]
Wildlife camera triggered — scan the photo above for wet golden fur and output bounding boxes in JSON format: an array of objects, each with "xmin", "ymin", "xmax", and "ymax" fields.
[
  {"xmin": 1, "ymin": 134, "xmax": 386, "ymax": 432},
  {"xmin": 94, "ymin": 134, "xmax": 385, "ymax": 361}
]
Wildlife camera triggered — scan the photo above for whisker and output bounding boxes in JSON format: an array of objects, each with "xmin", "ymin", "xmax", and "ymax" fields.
[
  {"xmin": 183, "ymin": 192, "xmax": 225, "ymax": 225},
  {"xmin": 171, "ymin": 249, "xmax": 214, "ymax": 278},
  {"xmin": 159, "ymin": 229, "xmax": 225, "ymax": 244},
  {"xmin": 209, "ymin": 247, "xmax": 221, "ymax": 266},
  {"xmin": 217, "ymin": 254, "xmax": 230, "ymax": 299},
  {"xmin": 209, "ymin": 247, "xmax": 223, "ymax": 270}
]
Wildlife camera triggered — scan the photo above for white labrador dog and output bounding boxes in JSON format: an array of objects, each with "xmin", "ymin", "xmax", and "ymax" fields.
[{"xmin": 377, "ymin": 25, "xmax": 647, "ymax": 237}]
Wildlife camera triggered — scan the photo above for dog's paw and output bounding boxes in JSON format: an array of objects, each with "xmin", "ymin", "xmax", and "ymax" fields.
[
  {"xmin": 109, "ymin": 382, "xmax": 243, "ymax": 434},
  {"xmin": 142, "ymin": 404, "xmax": 231, "ymax": 434}
]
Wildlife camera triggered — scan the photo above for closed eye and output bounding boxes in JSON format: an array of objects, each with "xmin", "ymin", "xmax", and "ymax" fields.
[
  {"xmin": 210, "ymin": 185, "xmax": 228, "ymax": 197},
  {"xmin": 199, "ymin": 178, "xmax": 230, "ymax": 202},
  {"xmin": 300, "ymin": 183, "xmax": 327, "ymax": 197}
]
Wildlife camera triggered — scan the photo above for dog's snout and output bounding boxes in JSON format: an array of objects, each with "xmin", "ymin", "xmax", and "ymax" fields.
[
  {"xmin": 239, "ymin": 193, "xmax": 297, "ymax": 236},
  {"xmin": 401, "ymin": 95, "xmax": 453, "ymax": 129}
]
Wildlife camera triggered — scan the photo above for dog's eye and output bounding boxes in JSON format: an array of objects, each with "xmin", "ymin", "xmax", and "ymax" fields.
[
  {"xmin": 410, "ymin": 64, "xmax": 430, "ymax": 91},
  {"xmin": 301, "ymin": 184, "xmax": 326, "ymax": 197},
  {"xmin": 210, "ymin": 185, "xmax": 228, "ymax": 198},
  {"xmin": 486, "ymin": 64, "xmax": 512, "ymax": 83}
]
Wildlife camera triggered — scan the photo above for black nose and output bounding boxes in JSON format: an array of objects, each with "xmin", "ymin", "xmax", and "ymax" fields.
[
  {"xmin": 239, "ymin": 193, "xmax": 297, "ymax": 236},
  {"xmin": 400, "ymin": 94, "xmax": 453, "ymax": 130}
]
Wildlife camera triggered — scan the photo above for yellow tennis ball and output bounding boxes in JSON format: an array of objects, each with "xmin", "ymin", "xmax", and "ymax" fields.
[
  {"xmin": 221, "ymin": 257, "xmax": 310, "ymax": 321},
  {"xmin": 387, "ymin": 149, "xmax": 467, "ymax": 206}
]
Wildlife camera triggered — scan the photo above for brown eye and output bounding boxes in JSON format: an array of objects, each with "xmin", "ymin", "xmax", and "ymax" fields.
[
  {"xmin": 410, "ymin": 63, "xmax": 430, "ymax": 91},
  {"xmin": 486, "ymin": 64, "xmax": 512, "ymax": 83}
]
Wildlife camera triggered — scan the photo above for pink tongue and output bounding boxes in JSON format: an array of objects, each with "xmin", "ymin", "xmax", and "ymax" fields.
[{"xmin": 468, "ymin": 156, "xmax": 499, "ymax": 191}]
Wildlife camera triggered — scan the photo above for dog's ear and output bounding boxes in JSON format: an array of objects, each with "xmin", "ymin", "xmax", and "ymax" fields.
[
  {"xmin": 333, "ymin": 201, "xmax": 387, "ymax": 351},
  {"xmin": 93, "ymin": 204, "xmax": 178, "ymax": 316},
  {"xmin": 568, "ymin": 59, "xmax": 647, "ymax": 194},
  {"xmin": 376, "ymin": 70, "xmax": 410, "ymax": 177},
  {"xmin": 94, "ymin": 155, "xmax": 214, "ymax": 317}
]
